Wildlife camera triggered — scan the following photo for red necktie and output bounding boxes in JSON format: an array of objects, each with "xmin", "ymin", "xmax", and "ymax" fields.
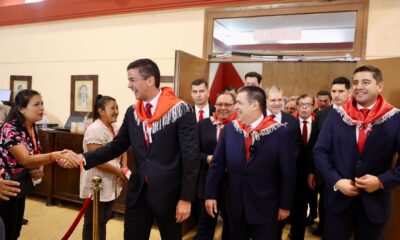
[
  {"xmin": 145, "ymin": 103, "xmax": 153, "ymax": 119},
  {"xmin": 270, "ymin": 114, "xmax": 275, "ymax": 119},
  {"xmin": 144, "ymin": 103, "xmax": 152, "ymax": 147},
  {"xmin": 302, "ymin": 120, "xmax": 308, "ymax": 145},
  {"xmin": 245, "ymin": 130, "xmax": 252, "ymax": 161},
  {"xmin": 358, "ymin": 109, "xmax": 370, "ymax": 152},
  {"xmin": 198, "ymin": 109, "xmax": 204, "ymax": 122}
]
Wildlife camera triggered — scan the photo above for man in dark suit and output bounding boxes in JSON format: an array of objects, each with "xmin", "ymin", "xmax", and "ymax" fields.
[
  {"xmin": 307, "ymin": 76, "xmax": 351, "ymax": 236},
  {"xmin": 191, "ymin": 79, "xmax": 215, "ymax": 122},
  {"xmin": 284, "ymin": 94, "xmax": 317, "ymax": 240},
  {"xmin": 196, "ymin": 92, "xmax": 236, "ymax": 240},
  {"xmin": 74, "ymin": 59, "xmax": 200, "ymax": 240},
  {"xmin": 264, "ymin": 85, "xmax": 302, "ymax": 240},
  {"xmin": 205, "ymin": 86, "xmax": 296, "ymax": 239},
  {"xmin": 265, "ymin": 85, "xmax": 302, "ymax": 156},
  {"xmin": 314, "ymin": 65, "xmax": 400, "ymax": 240}
]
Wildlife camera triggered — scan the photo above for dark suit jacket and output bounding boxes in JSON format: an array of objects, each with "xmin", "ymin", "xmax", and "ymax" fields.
[
  {"xmin": 83, "ymin": 103, "xmax": 200, "ymax": 215},
  {"xmin": 314, "ymin": 108, "xmax": 400, "ymax": 223},
  {"xmin": 308, "ymin": 106, "xmax": 333, "ymax": 183},
  {"xmin": 205, "ymin": 122, "xmax": 296, "ymax": 225},
  {"xmin": 197, "ymin": 118, "xmax": 217, "ymax": 199},
  {"xmin": 281, "ymin": 111, "xmax": 302, "ymax": 159}
]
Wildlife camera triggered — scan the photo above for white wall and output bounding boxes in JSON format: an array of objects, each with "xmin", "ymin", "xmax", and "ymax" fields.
[
  {"xmin": 0, "ymin": 8, "xmax": 205, "ymax": 125},
  {"xmin": 366, "ymin": 0, "xmax": 400, "ymax": 59}
]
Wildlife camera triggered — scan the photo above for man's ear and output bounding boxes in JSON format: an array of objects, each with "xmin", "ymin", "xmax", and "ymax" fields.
[
  {"xmin": 377, "ymin": 81, "xmax": 384, "ymax": 93},
  {"xmin": 147, "ymin": 76, "xmax": 155, "ymax": 87}
]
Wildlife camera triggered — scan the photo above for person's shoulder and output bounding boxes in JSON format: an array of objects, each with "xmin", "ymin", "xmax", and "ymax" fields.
[
  {"xmin": 85, "ymin": 120, "xmax": 103, "ymax": 134},
  {"xmin": 281, "ymin": 111, "xmax": 297, "ymax": 122}
]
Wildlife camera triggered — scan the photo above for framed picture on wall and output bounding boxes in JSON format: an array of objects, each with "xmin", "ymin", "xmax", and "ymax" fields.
[
  {"xmin": 70, "ymin": 75, "xmax": 98, "ymax": 116},
  {"xmin": 10, "ymin": 75, "xmax": 32, "ymax": 102}
]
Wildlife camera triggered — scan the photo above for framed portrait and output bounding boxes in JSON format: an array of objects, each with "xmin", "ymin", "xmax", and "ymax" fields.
[
  {"xmin": 70, "ymin": 75, "xmax": 98, "ymax": 116},
  {"xmin": 10, "ymin": 75, "xmax": 32, "ymax": 102}
]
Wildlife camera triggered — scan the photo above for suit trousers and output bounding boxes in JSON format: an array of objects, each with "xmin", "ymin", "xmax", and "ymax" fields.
[
  {"xmin": 0, "ymin": 216, "xmax": 5, "ymax": 240},
  {"xmin": 323, "ymin": 197, "xmax": 386, "ymax": 240},
  {"xmin": 82, "ymin": 200, "xmax": 114, "ymax": 240},
  {"xmin": 124, "ymin": 184, "xmax": 182, "ymax": 240},
  {"xmin": 231, "ymin": 211, "xmax": 277, "ymax": 240},
  {"xmin": 0, "ymin": 196, "xmax": 25, "ymax": 240},
  {"xmin": 196, "ymin": 177, "xmax": 231, "ymax": 240}
]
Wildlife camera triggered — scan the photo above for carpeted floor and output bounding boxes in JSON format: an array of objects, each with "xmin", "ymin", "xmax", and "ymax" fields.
[{"xmin": 19, "ymin": 196, "xmax": 320, "ymax": 240}]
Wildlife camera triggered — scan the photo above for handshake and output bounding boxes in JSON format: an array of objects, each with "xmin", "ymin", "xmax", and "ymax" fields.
[{"xmin": 52, "ymin": 149, "xmax": 85, "ymax": 169}]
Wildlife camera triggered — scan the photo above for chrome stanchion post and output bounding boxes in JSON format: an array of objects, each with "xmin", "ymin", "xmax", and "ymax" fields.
[{"xmin": 92, "ymin": 176, "xmax": 102, "ymax": 240}]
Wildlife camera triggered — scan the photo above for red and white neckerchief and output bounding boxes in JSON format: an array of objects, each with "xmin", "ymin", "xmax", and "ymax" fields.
[
  {"xmin": 210, "ymin": 112, "xmax": 237, "ymax": 141},
  {"xmin": 232, "ymin": 116, "xmax": 282, "ymax": 142},
  {"xmin": 336, "ymin": 95, "xmax": 399, "ymax": 151}
]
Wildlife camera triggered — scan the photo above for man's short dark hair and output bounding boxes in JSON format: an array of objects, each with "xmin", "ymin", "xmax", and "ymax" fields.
[
  {"xmin": 238, "ymin": 86, "xmax": 266, "ymax": 113},
  {"xmin": 245, "ymin": 72, "xmax": 262, "ymax": 84},
  {"xmin": 316, "ymin": 90, "xmax": 332, "ymax": 101},
  {"xmin": 224, "ymin": 86, "xmax": 236, "ymax": 92},
  {"xmin": 297, "ymin": 94, "xmax": 315, "ymax": 105},
  {"xmin": 354, "ymin": 65, "xmax": 383, "ymax": 83},
  {"xmin": 332, "ymin": 76, "xmax": 351, "ymax": 90},
  {"xmin": 127, "ymin": 59, "xmax": 161, "ymax": 88},
  {"xmin": 191, "ymin": 79, "xmax": 208, "ymax": 88}
]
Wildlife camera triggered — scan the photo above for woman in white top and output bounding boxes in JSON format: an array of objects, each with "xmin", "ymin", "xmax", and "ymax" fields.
[{"xmin": 80, "ymin": 94, "xmax": 128, "ymax": 240}]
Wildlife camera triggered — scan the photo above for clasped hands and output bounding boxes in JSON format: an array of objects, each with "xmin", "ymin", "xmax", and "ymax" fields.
[
  {"xmin": 335, "ymin": 174, "xmax": 382, "ymax": 196},
  {"xmin": 53, "ymin": 149, "xmax": 83, "ymax": 169}
]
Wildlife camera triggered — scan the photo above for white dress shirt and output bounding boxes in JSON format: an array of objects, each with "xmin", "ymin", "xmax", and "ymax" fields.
[
  {"xmin": 355, "ymin": 102, "xmax": 376, "ymax": 141},
  {"xmin": 266, "ymin": 109, "xmax": 282, "ymax": 123},
  {"xmin": 195, "ymin": 104, "xmax": 210, "ymax": 122}
]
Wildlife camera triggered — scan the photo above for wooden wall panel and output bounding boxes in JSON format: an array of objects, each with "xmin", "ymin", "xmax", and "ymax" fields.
[
  {"xmin": 174, "ymin": 50, "xmax": 209, "ymax": 105},
  {"xmin": 262, "ymin": 62, "xmax": 357, "ymax": 97}
]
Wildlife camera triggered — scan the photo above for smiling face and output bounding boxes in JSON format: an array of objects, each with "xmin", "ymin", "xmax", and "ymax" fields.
[
  {"xmin": 99, "ymin": 100, "xmax": 119, "ymax": 125},
  {"xmin": 127, "ymin": 68, "xmax": 154, "ymax": 101},
  {"xmin": 215, "ymin": 94, "xmax": 235, "ymax": 121},
  {"xmin": 352, "ymin": 71, "xmax": 383, "ymax": 108},
  {"xmin": 267, "ymin": 90, "xmax": 283, "ymax": 115},
  {"xmin": 234, "ymin": 91, "xmax": 259, "ymax": 124},
  {"xmin": 20, "ymin": 94, "xmax": 44, "ymax": 124}
]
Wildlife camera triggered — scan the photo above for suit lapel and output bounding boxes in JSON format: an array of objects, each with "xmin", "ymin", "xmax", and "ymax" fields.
[
  {"xmin": 360, "ymin": 123, "xmax": 380, "ymax": 157},
  {"xmin": 245, "ymin": 134, "xmax": 268, "ymax": 167}
]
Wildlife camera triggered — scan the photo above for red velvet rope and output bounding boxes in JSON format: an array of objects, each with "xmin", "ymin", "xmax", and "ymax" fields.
[{"xmin": 61, "ymin": 197, "xmax": 92, "ymax": 240}]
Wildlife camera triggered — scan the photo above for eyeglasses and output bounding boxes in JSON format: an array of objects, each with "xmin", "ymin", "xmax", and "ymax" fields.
[
  {"xmin": 298, "ymin": 103, "xmax": 313, "ymax": 108},
  {"xmin": 215, "ymin": 103, "xmax": 234, "ymax": 107}
]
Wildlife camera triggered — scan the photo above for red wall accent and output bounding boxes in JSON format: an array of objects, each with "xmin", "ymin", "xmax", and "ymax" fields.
[
  {"xmin": 209, "ymin": 63, "xmax": 244, "ymax": 104},
  {"xmin": 0, "ymin": 0, "xmax": 269, "ymax": 26}
]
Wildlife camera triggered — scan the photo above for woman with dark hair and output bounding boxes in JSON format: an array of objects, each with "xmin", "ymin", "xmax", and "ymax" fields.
[
  {"xmin": 0, "ymin": 89, "xmax": 75, "ymax": 240},
  {"xmin": 79, "ymin": 94, "xmax": 128, "ymax": 240}
]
